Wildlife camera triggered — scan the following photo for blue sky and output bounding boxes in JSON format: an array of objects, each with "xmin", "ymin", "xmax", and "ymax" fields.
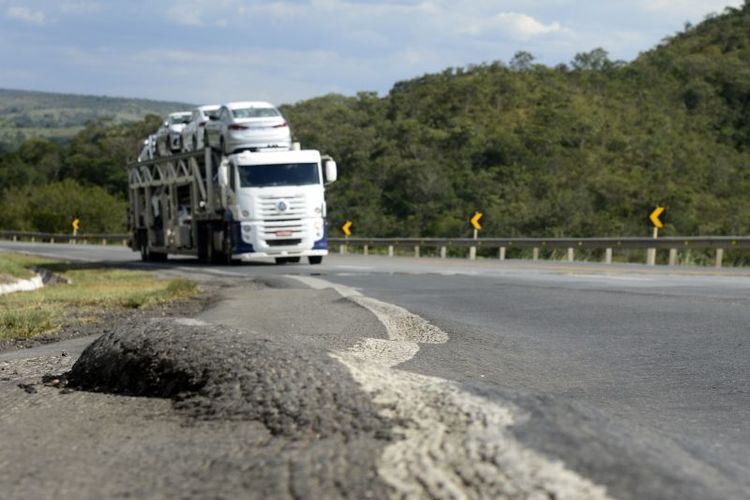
[{"xmin": 0, "ymin": 0, "xmax": 743, "ymax": 105}]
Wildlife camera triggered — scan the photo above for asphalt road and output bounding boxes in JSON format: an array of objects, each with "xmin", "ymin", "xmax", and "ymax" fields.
[{"xmin": 1, "ymin": 241, "xmax": 749, "ymax": 499}]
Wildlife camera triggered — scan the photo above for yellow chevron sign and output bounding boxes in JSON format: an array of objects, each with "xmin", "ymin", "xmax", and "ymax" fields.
[
  {"xmin": 471, "ymin": 212, "xmax": 483, "ymax": 231},
  {"xmin": 649, "ymin": 207, "xmax": 664, "ymax": 229},
  {"xmin": 342, "ymin": 220, "xmax": 352, "ymax": 236},
  {"xmin": 72, "ymin": 218, "xmax": 80, "ymax": 232}
]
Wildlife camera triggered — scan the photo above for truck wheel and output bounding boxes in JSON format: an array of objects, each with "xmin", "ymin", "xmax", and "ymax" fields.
[
  {"xmin": 151, "ymin": 251, "xmax": 168, "ymax": 262},
  {"xmin": 219, "ymin": 231, "xmax": 234, "ymax": 265},
  {"xmin": 206, "ymin": 235, "xmax": 216, "ymax": 264},
  {"xmin": 197, "ymin": 223, "xmax": 209, "ymax": 263},
  {"xmin": 308, "ymin": 256, "xmax": 323, "ymax": 265},
  {"xmin": 140, "ymin": 240, "xmax": 150, "ymax": 262}
]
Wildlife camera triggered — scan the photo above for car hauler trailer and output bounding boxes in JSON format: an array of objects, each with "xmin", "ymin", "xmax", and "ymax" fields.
[{"xmin": 127, "ymin": 146, "xmax": 337, "ymax": 265}]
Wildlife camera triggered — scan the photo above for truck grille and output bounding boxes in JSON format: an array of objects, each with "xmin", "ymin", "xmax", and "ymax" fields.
[
  {"xmin": 258, "ymin": 194, "xmax": 306, "ymax": 219},
  {"xmin": 266, "ymin": 239, "xmax": 302, "ymax": 247}
]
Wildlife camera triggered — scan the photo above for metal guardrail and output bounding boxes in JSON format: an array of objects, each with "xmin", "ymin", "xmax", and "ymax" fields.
[
  {"xmin": 1, "ymin": 230, "xmax": 748, "ymax": 267},
  {"xmin": 329, "ymin": 236, "xmax": 750, "ymax": 267},
  {"xmin": 329, "ymin": 236, "xmax": 750, "ymax": 249},
  {"xmin": 0, "ymin": 230, "xmax": 129, "ymax": 246}
]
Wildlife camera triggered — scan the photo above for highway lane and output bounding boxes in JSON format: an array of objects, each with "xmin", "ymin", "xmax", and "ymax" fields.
[
  {"xmin": 318, "ymin": 262, "xmax": 750, "ymax": 499},
  {"xmin": 2, "ymin": 241, "xmax": 749, "ymax": 499}
]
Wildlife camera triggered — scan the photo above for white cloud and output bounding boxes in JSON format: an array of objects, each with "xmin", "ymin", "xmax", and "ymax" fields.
[
  {"xmin": 6, "ymin": 6, "xmax": 46, "ymax": 25},
  {"xmin": 463, "ymin": 12, "xmax": 565, "ymax": 39}
]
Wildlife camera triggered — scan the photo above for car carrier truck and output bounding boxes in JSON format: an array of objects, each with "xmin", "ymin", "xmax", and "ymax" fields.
[{"xmin": 127, "ymin": 146, "xmax": 337, "ymax": 264}]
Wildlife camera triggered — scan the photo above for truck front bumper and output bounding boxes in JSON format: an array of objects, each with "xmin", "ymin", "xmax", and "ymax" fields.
[{"xmin": 235, "ymin": 249, "xmax": 328, "ymax": 262}]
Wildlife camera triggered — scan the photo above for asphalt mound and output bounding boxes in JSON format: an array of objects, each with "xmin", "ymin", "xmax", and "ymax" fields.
[{"xmin": 68, "ymin": 319, "xmax": 390, "ymax": 439}]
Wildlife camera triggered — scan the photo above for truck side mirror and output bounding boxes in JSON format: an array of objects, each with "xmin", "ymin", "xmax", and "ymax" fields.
[{"xmin": 324, "ymin": 160, "xmax": 337, "ymax": 184}]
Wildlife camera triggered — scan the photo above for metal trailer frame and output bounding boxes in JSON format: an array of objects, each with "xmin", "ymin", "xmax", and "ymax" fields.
[{"xmin": 127, "ymin": 148, "xmax": 231, "ymax": 262}]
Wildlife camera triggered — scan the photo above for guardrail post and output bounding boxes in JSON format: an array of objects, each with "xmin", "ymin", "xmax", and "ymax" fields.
[
  {"xmin": 30, "ymin": 236, "xmax": 35, "ymax": 243},
  {"xmin": 646, "ymin": 248, "xmax": 656, "ymax": 266},
  {"xmin": 339, "ymin": 244, "xmax": 346, "ymax": 255},
  {"xmin": 122, "ymin": 239, "xmax": 128, "ymax": 247},
  {"xmin": 414, "ymin": 245, "xmax": 420, "ymax": 258},
  {"xmin": 363, "ymin": 245, "xmax": 369, "ymax": 256},
  {"xmin": 668, "ymin": 248, "xmax": 677, "ymax": 266},
  {"xmin": 12, "ymin": 235, "xmax": 17, "ymax": 242},
  {"xmin": 440, "ymin": 246, "xmax": 447, "ymax": 259},
  {"xmin": 567, "ymin": 248, "xmax": 574, "ymax": 262},
  {"xmin": 604, "ymin": 248, "xmax": 613, "ymax": 264},
  {"xmin": 101, "ymin": 239, "xmax": 107, "ymax": 246},
  {"xmin": 715, "ymin": 248, "xmax": 724, "ymax": 268},
  {"xmin": 388, "ymin": 245, "xmax": 394, "ymax": 257},
  {"xmin": 499, "ymin": 247, "xmax": 506, "ymax": 261},
  {"xmin": 469, "ymin": 246, "xmax": 476, "ymax": 260},
  {"xmin": 51, "ymin": 237, "xmax": 55, "ymax": 244},
  {"xmin": 532, "ymin": 248, "xmax": 539, "ymax": 261}
]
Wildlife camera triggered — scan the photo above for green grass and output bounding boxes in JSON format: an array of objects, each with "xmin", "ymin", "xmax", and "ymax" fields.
[
  {"xmin": 0, "ymin": 253, "xmax": 198, "ymax": 340},
  {"xmin": 0, "ymin": 252, "xmax": 40, "ymax": 283}
]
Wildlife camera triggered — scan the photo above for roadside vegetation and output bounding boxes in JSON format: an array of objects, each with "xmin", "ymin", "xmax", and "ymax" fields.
[
  {"xmin": 1, "ymin": 5, "xmax": 750, "ymax": 240},
  {"xmin": 0, "ymin": 252, "xmax": 198, "ymax": 340},
  {"xmin": 0, "ymin": 253, "xmax": 35, "ymax": 283}
]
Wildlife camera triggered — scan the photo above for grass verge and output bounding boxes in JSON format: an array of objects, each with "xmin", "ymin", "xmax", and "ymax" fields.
[
  {"xmin": 0, "ymin": 252, "xmax": 198, "ymax": 340},
  {"xmin": 0, "ymin": 252, "xmax": 38, "ymax": 283}
]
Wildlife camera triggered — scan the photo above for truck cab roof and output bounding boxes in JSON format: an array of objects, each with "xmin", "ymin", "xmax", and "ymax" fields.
[{"xmin": 229, "ymin": 149, "xmax": 321, "ymax": 166}]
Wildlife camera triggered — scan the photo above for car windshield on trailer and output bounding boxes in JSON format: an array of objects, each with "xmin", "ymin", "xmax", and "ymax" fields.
[
  {"xmin": 170, "ymin": 114, "xmax": 191, "ymax": 125},
  {"xmin": 232, "ymin": 107, "xmax": 280, "ymax": 119},
  {"xmin": 238, "ymin": 163, "xmax": 319, "ymax": 187},
  {"xmin": 205, "ymin": 109, "xmax": 220, "ymax": 119}
]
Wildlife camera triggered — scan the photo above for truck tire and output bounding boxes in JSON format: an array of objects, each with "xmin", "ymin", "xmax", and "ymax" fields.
[
  {"xmin": 197, "ymin": 223, "xmax": 210, "ymax": 263},
  {"xmin": 218, "ymin": 230, "xmax": 234, "ymax": 265},
  {"xmin": 140, "ymin": 239, "xmax": 150, "ymax": 262},
  {"xmin": 151, "ymin": 251, "xmax": 168, "ymax": 262},
  {"xmin": 140, "ymin": 234, "xmax": 167, "ymax": 262},
  {"xmin": 308, "ymin": 256, "xmax": 323, "ymax": 265}
]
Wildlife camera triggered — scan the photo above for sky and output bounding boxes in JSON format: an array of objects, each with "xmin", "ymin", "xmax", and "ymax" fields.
[{"xmin": 0, "ymin": 0, "xmax": 744, "ymax": 106}]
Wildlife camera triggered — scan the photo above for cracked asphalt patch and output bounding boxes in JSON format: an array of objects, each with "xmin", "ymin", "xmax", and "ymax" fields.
[
  {"xmin": 0, "ymin": 282, "xmax": 393, "ymax": 500},
  {"xmin": 68, "ymin": 318, "xmax": 390, "ymax": 439}
]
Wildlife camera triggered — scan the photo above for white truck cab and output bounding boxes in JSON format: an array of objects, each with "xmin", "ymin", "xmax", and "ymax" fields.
[{"xmin": 220, "ymin": 149, "xmax": 337, "ymax": 263}]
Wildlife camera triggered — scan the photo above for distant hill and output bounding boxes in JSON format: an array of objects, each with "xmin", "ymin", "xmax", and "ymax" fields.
[{"xmin": 0, "ymin": 89, "xmax": 193, "ymax": 152}]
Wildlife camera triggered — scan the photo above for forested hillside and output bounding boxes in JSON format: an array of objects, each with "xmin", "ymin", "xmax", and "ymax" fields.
[
  {"xmin": 0, "ymin": 89, "xmax": 191, "ymax": 153},
  {"xmin": 1, "ymin": 3, "xmax": 749, "ymax": 238},
  {"xmin": 283, "ymin": 3, "xmax": 750, "ymax": 238}
]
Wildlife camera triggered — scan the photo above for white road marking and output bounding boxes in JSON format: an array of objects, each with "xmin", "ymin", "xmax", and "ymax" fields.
[{"xmin": 287, "ymin": 274, "xmax": 612, "ymax": 499}]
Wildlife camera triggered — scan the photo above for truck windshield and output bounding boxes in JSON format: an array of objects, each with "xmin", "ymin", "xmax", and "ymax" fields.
[{"xmin": 238, "ymin": 163, "xmax": 320, "ymax": 187}]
